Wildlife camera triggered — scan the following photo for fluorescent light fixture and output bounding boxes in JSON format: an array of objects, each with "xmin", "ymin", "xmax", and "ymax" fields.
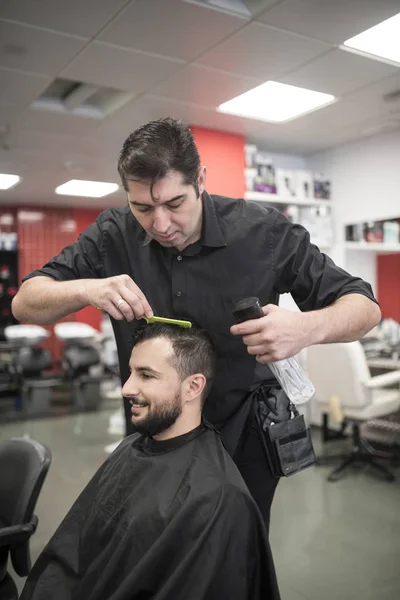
[
  {"xmin": 217, "ymin": 81, "xmax": 336, "ymax": 123},
  {"xmin": 342, "ymin": 12, "xmax": 400, "ymax": 66},
  {"xmin": 55, "ymin": 179, "xmax": 119, "ymax": 197},
  {"xmin": 0, "ymin": 174, "xmax": 21, "ymax": 190},
  {"xmin": 60, "ymin": 219, "xmax": 77, "ymax": 233},
  {"xmin": 18, "ymin": 211, "xmax": 44, "ymax": 223},
  {"xmin": 0, "ymin": 214, "xmax": 14, "ymax": 226}
]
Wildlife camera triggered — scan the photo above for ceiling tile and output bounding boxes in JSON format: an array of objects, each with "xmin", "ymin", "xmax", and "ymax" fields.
[
  {"xmin": 0, "ymin": 20, "xmax": 88, "ymax": 76},
  {"xmin": 96, "ymin": 93, "xmax": 254, "ymax": 141},
  {"xmin": 242, "ymin": 96, "xmax": 399, "ymax": 154},
  {"xmin": 83, "ymin": 98, "xmax": 150, "ymax": 143},
  {"xmin": 0, "ymin": 0, "xmax": 129, "ymax": 38},
  {"xmin": 4, "ymin": 129, "xmax": 88, "ymax": 158},
  {"xmin": 345, "ymin": 72, "xmax": 400, "ymax": 116},
  {"xmin": 96, "ymin": 95, "xmax": 204, "ymax": 142},
  {"xmin": 62, "ymin": 41, "xmax": 185, "ymax": 94},
  {"xmin": 279, "ymin": 49, "xmax": 398, "ymax": 96},
  {"xmin": 249, "ymin": 121, "xmax": 380, "ymax": 155},
  {"xmin": 188, "ymin": 103, "xmax": 267, "ymax": 136},
  {"xmin": 276, "ymin": 99, "xmax": 386, "ymax": 134},
  {"xmin": 99, "ymin": 0, "xmax": 245, "ymax": 61},
  {"xmin": 0, "ymin": 105, "xmax": 21, "ymax": 127},
  {"xmin": 0, "ymin": 68, "xmax": 50, "ymax": 124},
  {"xmin": 1, "ymin": 128, "xmax": 118, "ymax": 181},
  {"xmin": 197, "ymin": 21, "xmax": 331, "ymax": 79},
  {"xmin": 257, "ymin": 0, "xmax": 400, "ymax": 45},
  {"xmin": 16, "ymin": 108, "xmax": 102, "ymax": 137},
  {"xmin": 150, "ymin": 63, "xmax": 260, "ymax": 107}
]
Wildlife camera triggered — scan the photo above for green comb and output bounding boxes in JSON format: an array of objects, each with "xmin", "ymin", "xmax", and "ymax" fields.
[{"xmin": 142, "ymin": 316, "xmax": 192, "ymax": 328}]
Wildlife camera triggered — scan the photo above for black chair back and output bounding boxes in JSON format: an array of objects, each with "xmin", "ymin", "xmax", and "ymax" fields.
[{"xmin": 0, "ymin": 437, "xmax": 51, "ymax": 591}]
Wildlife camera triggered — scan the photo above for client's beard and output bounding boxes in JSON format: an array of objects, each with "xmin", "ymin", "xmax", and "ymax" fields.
[{"xmin": 131, "ymin": 393, "xmax": 182, "ymax": 438}]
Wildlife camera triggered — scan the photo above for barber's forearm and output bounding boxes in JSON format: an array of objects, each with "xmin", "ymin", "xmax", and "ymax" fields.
[
  {"xmin": 12, "ymin": 277, "xmax": 89, "ymax": 325},
  {"xmin": 303, "ymin": 293, "xmax": 382, "ymax": 347}
]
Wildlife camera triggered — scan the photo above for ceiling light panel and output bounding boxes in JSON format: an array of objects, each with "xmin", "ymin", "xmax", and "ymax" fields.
[
  {"xmin": 55, "ymin": 179, "xmax": 119, "ymax": 198},
  {"xmin": 217, "ymin": 81, "xmax": 336, "ymax": 123},
  {"xmin": 342, "ymin": 13, "xmax": 400, "ymax": 66},
  {"xmin": 0, "ymin": 174, "xmax": 21, "ymax": 190}
]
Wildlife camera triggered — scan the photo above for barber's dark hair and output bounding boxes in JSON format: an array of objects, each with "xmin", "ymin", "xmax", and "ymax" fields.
[
  {"xmin": 132, "ymin": 323, "xmax": 216, "ymax": 404},
  {"xmin": 117, "ymin": 117, "xmax": 201, "ymax": 197}
]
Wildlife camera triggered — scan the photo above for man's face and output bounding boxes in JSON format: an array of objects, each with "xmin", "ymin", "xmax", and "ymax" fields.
[
  {"xmin": 126, "ymin": 168, "xmax": 206, "ymax": 252},
  {"xmin": 121, "ymin": 337, "xmax": 183, "ymax": 437}
]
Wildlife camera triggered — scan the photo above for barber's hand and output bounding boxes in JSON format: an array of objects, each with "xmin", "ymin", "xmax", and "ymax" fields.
[
  {"xmin": 230, "ymin": 304, "xmax": 310, "ymax": 364},
  {"xmin": 84, "ymin": 275, "xmax": 153, "ymax": 322}
]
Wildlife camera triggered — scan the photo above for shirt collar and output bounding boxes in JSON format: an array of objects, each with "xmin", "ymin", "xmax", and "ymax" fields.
[{"xmin": 141, "ymin": 191, "xmax": 227, "ymax": 249}]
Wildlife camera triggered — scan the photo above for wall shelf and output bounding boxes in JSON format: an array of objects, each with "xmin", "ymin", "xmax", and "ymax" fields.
[
  {"xmin": 344, "ymin": 242, "xmax": 400, "ymax": 253},
  {"xmin": 244, "ymin": 191, "xmax": 331, "ymax": 206}
]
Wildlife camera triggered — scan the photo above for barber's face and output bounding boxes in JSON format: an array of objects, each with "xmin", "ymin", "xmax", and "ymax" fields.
[
  {"xmin": 126, "ymin": 168, "xmax": 206, "ymax": 252},
  {"xmin": 122, "ymin": 337, "xmax": 183, "ymax": 437}
]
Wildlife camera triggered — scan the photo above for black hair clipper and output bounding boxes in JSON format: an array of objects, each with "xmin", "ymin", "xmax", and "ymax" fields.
[{"xmin": 232, "ymin": 297, "xmax": 264, "ymax": 323}]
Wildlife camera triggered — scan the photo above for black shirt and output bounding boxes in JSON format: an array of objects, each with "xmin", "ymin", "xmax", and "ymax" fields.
[{"xmin": 24, "ymin": 192, "xmax": 377, "ymax": 429}]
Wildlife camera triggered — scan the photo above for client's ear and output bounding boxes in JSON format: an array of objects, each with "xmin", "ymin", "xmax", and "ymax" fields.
[{"xmin": 184, "ymin": 374, "xmax": 206, "ymax": 402}]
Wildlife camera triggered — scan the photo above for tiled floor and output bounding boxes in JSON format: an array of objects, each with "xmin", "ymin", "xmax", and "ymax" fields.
[{"xmin": 1, "ymin": 407, "xmax": 399, "ymax": 600}]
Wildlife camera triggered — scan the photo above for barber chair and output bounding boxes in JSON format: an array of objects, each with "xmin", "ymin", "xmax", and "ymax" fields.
[
  {"xmin": 54, "ymin": 322, "xmax": 111, "ymax": 410},
  {"xmin": 4, "ymin": 325, "xmax": 61, "ymax": 415},
  {"xmin": 0, "ymin": 437, "xmax": 51, "ymax": 600},
  {"xmin": 306, "ymin": 341, "xmax": 400, "ymax": 482}
]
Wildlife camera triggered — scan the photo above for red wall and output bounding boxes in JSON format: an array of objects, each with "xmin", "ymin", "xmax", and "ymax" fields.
[
  {"xmin": 13, "ymin": 206, "xmax": 102, "ymax": 361},
  {"xmin": 71, "ymin": 208, "xmax": 103, "ymax": 331},
  {"xmin": 191, "ymin": 126, "xmax": 246, "ymax": 198},
  {"xmin": 377, "ymin": 254, "xmax": 400, "ymax": 322}
]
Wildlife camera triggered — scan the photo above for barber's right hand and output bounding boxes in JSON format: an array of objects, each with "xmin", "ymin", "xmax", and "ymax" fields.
[{"xmin": 84, "ymin": 275, "xmax": 153, "ymax": 322}]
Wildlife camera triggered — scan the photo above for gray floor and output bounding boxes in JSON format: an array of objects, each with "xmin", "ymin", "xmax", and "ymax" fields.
[{"xmin": 1, "ymin": 407, "xmax": 400, "ymax": 600}]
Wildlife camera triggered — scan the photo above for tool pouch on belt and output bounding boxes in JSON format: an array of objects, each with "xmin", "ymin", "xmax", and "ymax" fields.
[{"xmin": 253, "ymin": 384, "xmax": 316, "ymax": 477}]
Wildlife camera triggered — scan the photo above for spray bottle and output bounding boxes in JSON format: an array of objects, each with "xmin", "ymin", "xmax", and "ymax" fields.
[{"xmin": 233, "ymin": 297, "xmax": 315, "ymax": 405}]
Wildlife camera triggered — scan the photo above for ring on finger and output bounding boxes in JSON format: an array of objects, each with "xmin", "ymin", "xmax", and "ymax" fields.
[{"xmin": 116, "ymin": 298, "xmax": 126, "ymax": 309}]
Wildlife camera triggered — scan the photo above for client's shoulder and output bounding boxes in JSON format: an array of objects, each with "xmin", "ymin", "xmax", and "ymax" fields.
[
  {"xmin": 194, "ymin": 428, "xmax": 254, "ymax": 499},
  {"xmin": 190, "ymin": 432, "xmax": 263, "ymax": 531}
]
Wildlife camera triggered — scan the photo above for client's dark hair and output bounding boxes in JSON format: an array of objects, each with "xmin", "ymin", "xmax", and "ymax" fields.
[
  {"xmin": 133, "ymin": 323, "xmax": 216, "ymax": 404},
  {"xmin": 117, "ymin": 117, "xmax": 201, "ymax": 197}
]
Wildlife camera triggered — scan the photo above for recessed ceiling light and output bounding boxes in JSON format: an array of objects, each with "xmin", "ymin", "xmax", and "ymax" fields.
[
  {"xmin": 342, "ymin": 12, "xmax": 400, "ymax": 66},
  {"xmin": 217, "ymin": 81, "xmax": 336, "ymax": 123},
  {"xmin": 0, "ymin": 174, "xmax": 21, "ymax": 190},
  {"xmin": 55, "ymin": 179, "xmax": 119, "ymax": 198}
]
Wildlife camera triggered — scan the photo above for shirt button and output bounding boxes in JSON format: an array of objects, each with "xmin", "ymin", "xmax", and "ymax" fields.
[
  {"xmin": 177, "ymin": 255, "xmax": 182, "ymax": 261},
  {"xmin": 176, "ymin": 291, "xmax": 182, "ymax": 297}
]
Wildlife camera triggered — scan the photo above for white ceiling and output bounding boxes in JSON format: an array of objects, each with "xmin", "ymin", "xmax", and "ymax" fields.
[{"xmin": 0, "ymin": 0, "xmax": 400, "ymax": 208}]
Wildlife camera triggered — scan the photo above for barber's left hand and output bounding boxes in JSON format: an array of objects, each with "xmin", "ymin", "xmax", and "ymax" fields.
[{"xmin": 230, "ymin": 304, "xmax": 310, "ymax": 364}]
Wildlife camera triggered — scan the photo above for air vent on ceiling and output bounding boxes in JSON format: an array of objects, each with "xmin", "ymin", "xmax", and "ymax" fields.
[
  {"xmin": 383, "ymin": 89, "xmax": 400, "ymax": 103},
  {"xmin": 31, "ymin": 78, "xmax": 135, "ymax": 119},
  {"xmin": 183, "ymin": 0, "xmax": 268, "ymax": 18}
]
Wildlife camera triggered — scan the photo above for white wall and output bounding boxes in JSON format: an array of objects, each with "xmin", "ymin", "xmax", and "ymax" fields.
[
  {"xmin": 308, "ymin": 128, "xmax": 400, "ymax": 224},
  {"xmin": 306, "ymin": 127, "xmax": 400, "ymax": 294}
]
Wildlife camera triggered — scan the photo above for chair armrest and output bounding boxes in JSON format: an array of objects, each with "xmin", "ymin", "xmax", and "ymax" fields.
[
  {"xmin": 364, "ymin": 370, "xmax": 400, "ymax": 389},
  {"xmin": 0, "ymin": 518, "xmax": 37, "ymax": 547}
]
